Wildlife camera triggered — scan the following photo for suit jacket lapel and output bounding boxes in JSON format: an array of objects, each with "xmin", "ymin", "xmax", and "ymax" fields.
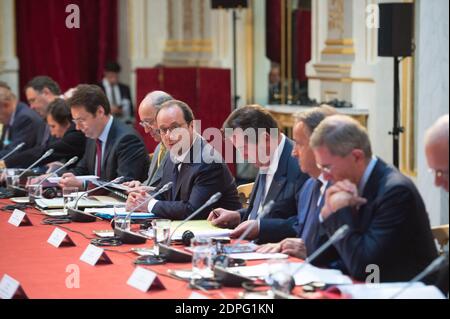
[
  {"xmin": 102, "ymin": 119, "xmax": 117, "ymax": 170},
  {"xmin": 263, "ymin": 139, "xmax": 291, "ymax": 205}
]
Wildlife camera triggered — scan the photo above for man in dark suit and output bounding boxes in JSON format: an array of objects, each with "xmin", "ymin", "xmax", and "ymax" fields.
[
  {"xmin": 0, "ymin": 82, "xmax": 47, "ymax": 161},
  {"xmin": 126, "ymin": 100, "xmax": 241, "ymax": 220},
  {"xmin": 207, "ymin": 105, "xmax": 309, "ymax": 242},
  {"xmin": 424, "ymin": 114, "xmax": 449, "ymax": 294},
  {"xmin": 98, "ymin": 61, "xmax": 133, "ymax": 123},
  {"xmin": 123, "ymin": 91, "xmax": 173, "ymax": 191},
  {"xmin": 257, "ymin": 107, "xmax": 342, "ymax": 269},
  {"xmin": 2, "ymin": 99, "xmax": 86, "ymax": 169},
  {"xmin": 59, "ymin": 84, "xmax": 149, "ymax": 189},
  {"xmin": 310, "ymin": 115, "xmax": 438, "ymax": 282}
]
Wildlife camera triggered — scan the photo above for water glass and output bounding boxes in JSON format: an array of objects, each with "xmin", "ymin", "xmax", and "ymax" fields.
[
  {"xmin": 265, "ymin": 260, "xmax": 295, "ymax": 294},
  {"xmin": 27, "ymin": 184, "xmax": 43, "ymax": 204},
  {"xmin": 5, "ymin": 169, "xmax": 21, "ymax": 190},
  {"xmin": 62, "ymin": 187, "xmax": 79, "ymax": 214},
  {"xmin": 152, "ymin": 219, "xmax": 171, "ymax": 255},
  {"xmin": 113, "ymin": 205, "xmax": 130, "ymax": 231},
  {"xmin": 191, "ymin": 237, "xmax": 214, "ymax": 282}
]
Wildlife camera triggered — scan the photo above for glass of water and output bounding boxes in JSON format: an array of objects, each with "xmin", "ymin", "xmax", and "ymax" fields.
[
  {"xmin": 27, "ymin": 184, "xmax": 43, "ymax": 204},
  {"xmin": 63, "ymin": 187, "xmax": 78, "ymax": 214},
  {"xmin": 265, "ymin": 259, "xmax": 295, "ymax": 295},
  {"xmin": 191, "ymin": 237, "xmax": 214, "ymax": 283},
  {"xmin": 113, "ymin": 205, "xmax": 130, "ymax": 231},
  {"xmin": 5, "ymin": 169, "xmax": 21, "ymax": 190},
  {"xmin": 153, "ymin": 219, "xmax": 171, "ymax": 255}
]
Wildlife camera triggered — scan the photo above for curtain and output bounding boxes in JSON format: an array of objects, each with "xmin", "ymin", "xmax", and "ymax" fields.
[{"xmin": 16, "ymin": 0, "xmax": 118, "ymax": 98}]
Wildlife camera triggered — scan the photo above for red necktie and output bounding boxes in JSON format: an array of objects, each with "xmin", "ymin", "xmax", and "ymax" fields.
[{"xmin": 96, "ymin": 139, "xmax": 102, "ymax": 177}]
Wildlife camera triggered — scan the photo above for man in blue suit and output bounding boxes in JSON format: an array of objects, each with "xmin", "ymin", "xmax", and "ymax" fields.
[
  {"xmin": 126, "ymin": 100, "xmax": 241, "ymax": 220},
  {"xmin": 311, "ymin": 115, "xmax": 438, "ymax": 282},
  {"xmin": 257, "ymin": 106, "xmax": 342, "ymax": 269},
  {"xmin": 208, "ymin": 105, "xmax": 309, "ymax": 242},
  {"xmin": 0, "ymin": 82, "xmax": 46, "ymax": 160}
]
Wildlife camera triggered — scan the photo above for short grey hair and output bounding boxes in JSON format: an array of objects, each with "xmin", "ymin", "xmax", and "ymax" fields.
[
  {"xmin": 425, "ymin": 114, "xmax": 449, "ymax": 146},
  {"xmin": 294, "ymin": 104, "xmax": 338, "ymax": 134},
  {"xmin": 310, "ymin": 114, "xmax": 372, "ymax": 158},
  {"xmin": 141, "ymin": 91, "xmax": 173, "ymax": 110}
]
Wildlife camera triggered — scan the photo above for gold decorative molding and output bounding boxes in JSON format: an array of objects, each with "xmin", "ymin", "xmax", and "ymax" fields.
[
  {"xmin": 308, "ymin": 76, "xmax": 374, "ymax": 83},
  {"xmin": 322, "ymin": 47, "xmax": 355, "ymax": 55},
  {"xmin": 313, "ymin": 63, "xmax": 352, "ymax": 74},
  {"xmin": 325, "ymin": 38, "xmax": 354, "ymax": 46},
  {"xmin": 245, "ymin": 0, "xmax": 254, "ymax": 104}
]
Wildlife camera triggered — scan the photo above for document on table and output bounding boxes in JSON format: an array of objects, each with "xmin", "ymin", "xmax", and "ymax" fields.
[
  {"xmin": 336, "ymin": 282, "xmax": 446, "ymax": 299},
  {"xmin": 228, "ymin": 253, "xmax": 289, "ymax": 261},
  {"xmin": 48, "ymin": 175, "xmax": 99, "ymax": 183},
  {"xmin": 227, "ymin": 262, "xmax": 353, "ymax": 286},
  {"xmin": 169, "ymin": 220, "xmax": 233, "ymax": 240},
  {"xmin": 35, "ymin": 195, "xmax": 123, "ymax": 209}
]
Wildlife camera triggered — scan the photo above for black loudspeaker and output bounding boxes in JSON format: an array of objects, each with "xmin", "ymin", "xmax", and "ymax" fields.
[
  {"xmin": 378, "ymin": 3, "xmax": 414, "ymax": 57},
  {"xmin": 211, "ymin": 0, "xmax": 248, "ymax": 9}
]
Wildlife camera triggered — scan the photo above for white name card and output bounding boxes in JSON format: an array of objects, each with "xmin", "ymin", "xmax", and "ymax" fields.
[
  {"xmin": 47, "ymin": 228, "xmax": 75, "ymax": 248},
  {"xmin": 8, "ymin": 209, "xmax": 32, "ymax": 227},
  {"xmin": 80, "ymin": 244, "xmax": 112, "ymax": 266},
  {"xmin": 127, "ymin": 267, "xmax": 165, "ymax": 292},
  {"xmin": 0, "ymin": 274, "xmax": 27, "ymax": 299}
]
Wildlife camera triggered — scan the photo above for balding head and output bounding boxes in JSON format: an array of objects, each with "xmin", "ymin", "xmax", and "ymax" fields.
[
  {"xmin": 425, "ymin": 114, "xmax": 449, "ymax": 192},
  {"xmin": 138, "ymin": 91, "xmax": 173, "ymax": 142}
]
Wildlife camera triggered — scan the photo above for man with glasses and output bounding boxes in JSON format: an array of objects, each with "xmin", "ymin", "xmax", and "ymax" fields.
[
  {"xmin": 123, "ymin": 91, "xmax": 173, "ymax": 190},
  {"xmin": 59, "ymin": 84, "xmax": 149, "ymax": 188},
  {"xmin": 126, "ymin": 100, "xmax": 241, "ymax": 220},
  {"xmin": 309, "ymin": 115, "xmax": 438, "ymax": 282}
]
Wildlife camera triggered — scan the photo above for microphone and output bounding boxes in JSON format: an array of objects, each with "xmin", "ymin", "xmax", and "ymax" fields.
[
  {"xmin": 231, "ymin": 200, "xmax": 275, "ymax": 248},
  {"xmin": 122, "ymin": 181, "xmax": 173, "ymax": 223},
  {"xmin": 68, "ymin": 176, "xmax": 125, "ymax": 223},
  {"xmin": 114, "ymin": 181, "xmax": 173, "ymax": 244},
  {"xmin": 168, "ymin": 192, "xmax": 222, "ymax": 244},
  {"xmin": 268, "ymin": 224, "xmax": 350, "ymax": 296},
  {"xmin": 0, "ymin": 142, "xmax": 25, "ymax": 161},
  {"xmin": 37, "ymin": 156, "xmax": 79, "ymax": 187},
  {"xmin": 158, "ymin": 192, "xmax": 223, "ymax": 263},
  {"xmin": 390, "ymin": 254, "xmax": 448, "ymax": 299},
  {"xmin": 18, "ymin": 148, "xmax": 54, "ymax": 179},
  {"xmin": 291, "ymin": 224, "xmax": 349, "ymax": 276}
]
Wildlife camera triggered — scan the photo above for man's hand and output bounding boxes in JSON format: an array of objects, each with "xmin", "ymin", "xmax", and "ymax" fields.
[
  {"xmin": 256, "ymin": 243, "xmax": 282, "ymax": 254},
  {"xmin": 59, "ymin": 173, "xmax": 83, "ymax": 189},
  {"xmin": 123, "ymin": 180, "xmax": 141, "ymax": 189},
  {"xmin": 230, "ymin": 220, "xmax": 259, "ymax": 239},
  {"xmin": 207, "ymin": 208, "xmax": 241, "ymax": 228},
  {"xmin": 126, "ymin": 191, "xmax": 152, "ymax": 212},
  {"xmin": 279, "ymin": 238, "xmax": 307, "ymax": 259},
  {"xmin": 321, "ymin": 180, "xmax": 367, "ymax": 220}
]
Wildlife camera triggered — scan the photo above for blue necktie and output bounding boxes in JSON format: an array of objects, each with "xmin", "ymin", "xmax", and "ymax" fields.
[
  {"xmin": 248, "ymin": 173, "xmax": 267, "ymax": 220},
  {"xmin": 301, "ymin": 180, "xmax": 324, "ymax": 253}
]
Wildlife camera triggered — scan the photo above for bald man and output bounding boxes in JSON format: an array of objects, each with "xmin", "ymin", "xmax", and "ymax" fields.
[
  {"xmin": 424, "ymin": 114, "xmax": 449, "ymax": 294},
  {"xmin": 123, "ymin": 91, "xmax": 173, "ymax": 190},
  {"xmin": 425, "ymin": 115, "xmax": 449, "ymax": 192}
]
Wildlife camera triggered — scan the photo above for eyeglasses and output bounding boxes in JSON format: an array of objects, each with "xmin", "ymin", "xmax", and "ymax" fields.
[
  {"xmin": 156, "ymin": 123, "xmax": 189, "ymax": 136},
  {"xmin": 428, "ymin": 168, "xmax": 449, "ymax": 179},
  {"xmin": 316, "ymin": 163, "xmax": 333, "ymax": 174},
  {"xmin": 139, "ymin": 120, "xmax": 155, "ymax": 129}
]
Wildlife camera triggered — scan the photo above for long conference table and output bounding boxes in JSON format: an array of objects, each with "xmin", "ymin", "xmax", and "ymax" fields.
[{"xmin": 0, "ymin": 198, "xmax": 340, "ymax": 300}]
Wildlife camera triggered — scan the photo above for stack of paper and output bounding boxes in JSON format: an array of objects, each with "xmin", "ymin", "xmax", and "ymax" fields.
[
  {"xmin": 35, "ymin": 196, "xmax": 124, "ymax": 209},
  {"xmin": 336, "ymin": 282, "xmax": 446, "ymax": 299}
]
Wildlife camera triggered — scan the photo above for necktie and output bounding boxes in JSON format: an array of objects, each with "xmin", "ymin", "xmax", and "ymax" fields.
[
  {"xmin": 248, "ymin": 173, "xmax": 267, "ymax": 220},
  {"xmin": 171, "ymin": 162, "xmax": 180, "ymax": 200},
  {"xmin": 157, "ymin": 144, "xmax": 167, "ymax": 168},
  {"xmin": 301, "ymin": 179, "xmax": 324, "ymax": 249},
  {"xmin": 96, "ymin": 139, "xmax": 102, "ymax": 177}
]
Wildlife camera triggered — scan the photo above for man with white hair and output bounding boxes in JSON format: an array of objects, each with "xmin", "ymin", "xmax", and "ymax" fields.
[
  {"xmin": 425, "ymin": 115, "xmax": 449, "ymax": 192},
  {"xmin": 123, "ymin": 91, "xmax": 173, "ymax": 190}
]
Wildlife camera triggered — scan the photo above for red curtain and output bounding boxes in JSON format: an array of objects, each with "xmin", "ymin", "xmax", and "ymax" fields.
[
  {"xmin": 266, "ymin": 0, "xmax": 282, "ymax": 63},
  {"xmin": 16, "ymin": 0, "xmax": 118, "ymax": 98},
  {"xmin": 296, "ymin": 9, "xmax": 311, "ymax": 82}
]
